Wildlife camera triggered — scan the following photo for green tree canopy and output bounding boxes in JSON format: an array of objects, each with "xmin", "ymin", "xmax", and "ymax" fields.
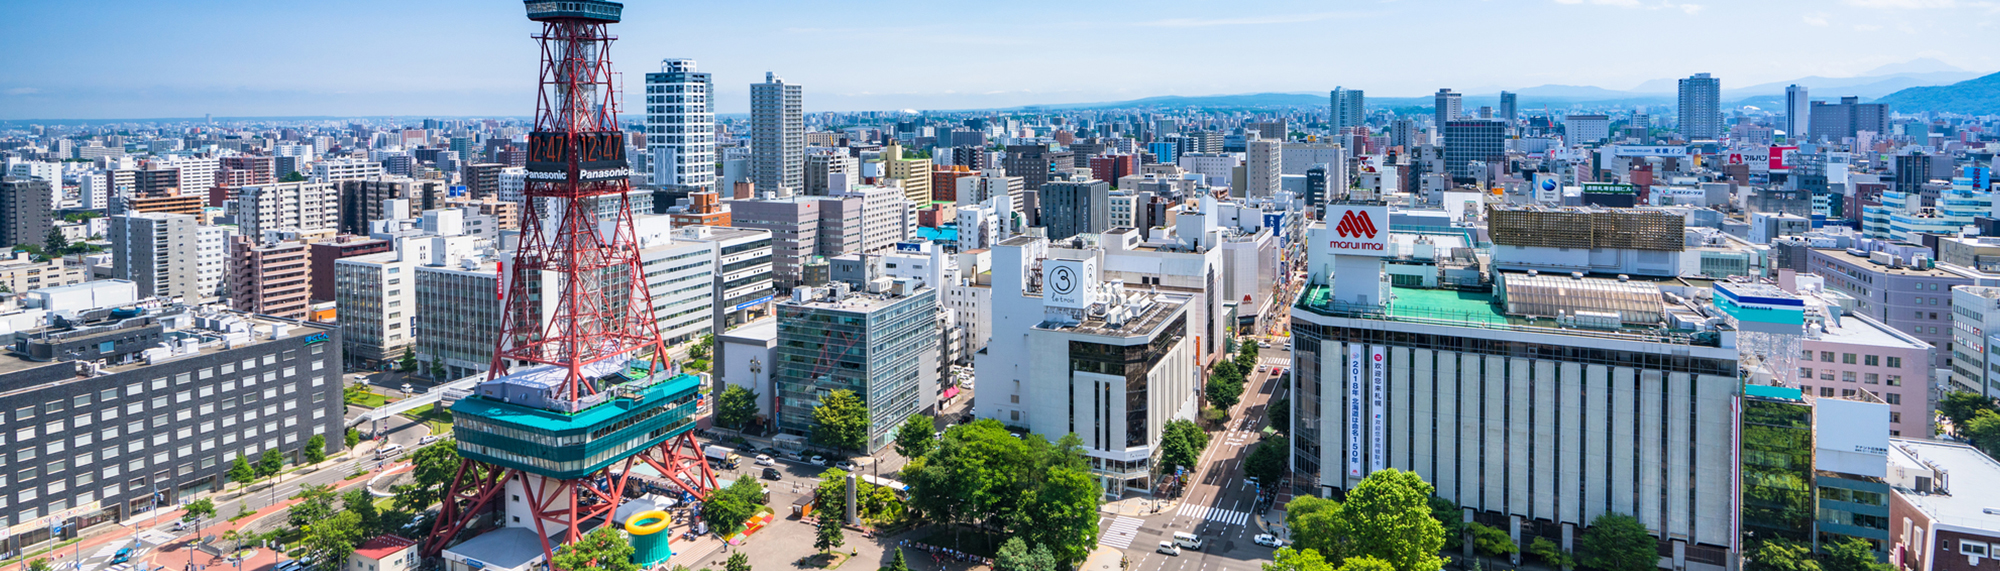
[
  {"xmin": 1469, "ymin": 522, "xmax": 1519, "ymax": 561},
  {"xmin": 894, "ymin": 414, "xmax": 935, "ymax": 459},
  {"xmin": 342, "ymin": 489, "xmax": 382, "ymax": 536},
  {"xmin": 728, "ymin": 552, "xmax": 753, "ymax": 571},
  {"xmin": 1965, "ymin": 409, "xmax": 2000, "ymax": 457},
  {"xmin": 1335, "ymin": 556, "xmax": 1395, "ymax": 571},
  {"xmin": 1244, "ymin": 435, "xmax": 1289, "ymax": 485},
  {"xmin": 810, "ymin": 389, "xmax": 870, "ymax": 453},
  {"xmin": 1820, "ymin": 537, "xmax": 1891, "ymax": 571},
  {"xmin": 1746, "ymin": 539, "xmax": 1820, "ymax": 571},
  {"xmin": 303, "ymin": 434, "xmax": 328, "ymax": 465},
  {"xmin": 1284, "ymin": 470, "xmax": 1445, "ymax": 571},
  {"xmin": 227, "ymin": 453, "xmax": 255, "ymax": 490},
  {"xmin": 290, "ymin": 484, "xmax": 339, "ymax": 530},
  {"xmin": 879, "ymin": 549, "xmax": 907, "ymax": 571},
  {"xmin": 1938, "ymin": 391, "xmax": 1997, "ymax": 432},
  {"xmin": 1159, "ymin": 419, "xmax": 1210, "ymax": 474},
  {"xmin": 813, "ymin": 511, "xmax": 845, "ymax": 553},
  {"xmin": 703, "ymin": 477, "xmax": 766, "ymax": 534},
  {"xmin": 1264, "ymin": 547, "xmax": 1335, "ymax": 571},
  {"xmin": 1430, "ymin": 496, "xmax": 1467, "ymax": 551},
  {"xmin": 256, "ymin": 448, "xmax": 286, "ymax": 479},
  {"xmin": 392, "ymin": 440, "xmax": 461, "ymax": 513},
  {"xmin": 183, "ymin": 498, "xmax": 217, "ymax": 521},
  {"xmin": 1528, "ymin": 536, "xmax": 1575, "ymax": 570},
  {"xmin": 902, "ymin": 419, "xmax": 1101, "ymax": 564},
  {"xmin": 551, "ymin": 526, "xmax": 638, "ymax": 571},
  {"xmin": 1270, "ymin": 396, "xmax": 1291, "ymax": 434},
  {"xmin": 302, "ymin": 511, "xmax": 365, "ymax": 571},
  {"xmin": 345, "ymin": 428, "xmax": 362, "ymax": 449},
  {"xmin": 1579, "ymin": 513, "xmax": 1658, "ymax": 571},
  {"xmin": 1207, "ymin": 376, "xmax": 1245, "ymax": 410},
  {"xmin": 715, "ymin": 384, "xmax": 760, "ymax": 430}
]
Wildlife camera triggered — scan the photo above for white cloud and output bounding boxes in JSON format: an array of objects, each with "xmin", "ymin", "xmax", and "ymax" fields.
[
  {"xmin": 1803, "ymin": 12, "xmax": 1830, "ymax": 25},
  {"xmin": 1553, "ymin": 0, "xmax": 1702, "ymax": 13},
  {"xmin": 1133, "ymin": 12, "xmax": 1358, "ymax": 27},
  {"xmin": 1855, "ymin": 23, "xmax": 1885, "ymax": 30},
  {"xmin": 3, "ymin": 87, "xmax": 38, "ymax": 95},
  {"xmin": 1843, "ymin": 0, "xmax": 1957, "ymax": 7}
]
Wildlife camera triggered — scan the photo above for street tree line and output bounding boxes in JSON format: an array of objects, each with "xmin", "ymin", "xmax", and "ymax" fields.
[{"xmin": 903, "ymin": 419, "xmax": 1102, "ymax": 564}]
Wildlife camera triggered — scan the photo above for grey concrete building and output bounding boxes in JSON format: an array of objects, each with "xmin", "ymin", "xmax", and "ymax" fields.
[
  {"xmin": 751, "ymin": 72, "xmax": 804, "ymax": 194},
  {"xmin": 109, "ymin": 213, "xmax": 199, "ymax": 302},
  {"xmin": 0, "ymin": 177, "xmax": 54, "ymax": 249},
  {"xmin": 1040, "ymin": 180, "xmax": 1111, "ymax": 240}
]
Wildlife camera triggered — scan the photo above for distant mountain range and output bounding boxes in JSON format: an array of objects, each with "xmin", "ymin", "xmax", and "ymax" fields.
[
  {"xmin": 1877, "ymin": 71, "xmax": 2000, "ymax": 115},
  {"xmin": 1006, "ymin": 58, "xmax": 1992, "ymax": 113}
]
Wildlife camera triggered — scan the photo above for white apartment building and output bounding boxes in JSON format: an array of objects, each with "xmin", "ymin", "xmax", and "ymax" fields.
[
  {"xmin": 644, "ymin": 59, "xmax": 716, "ymax": 193},
  {"xmin": 197, "ymin": 224, "xmax": 235, "ymax": 302},
  {"xmin": 835, "ymin": 185, "xmax": 918, "ymax": 254},
  {"xmin": 237, "ymin": 181, "xmax": 339, "ymax": 240},
  {"xmin": 1282, "ymin": 142, "xmax": 1348, "ymax": 175},
  {"xmin": 156, "ymin": 156, "xmax": 220, "ymax": 192},
  {"xmin": 312, "ymin": 158, "xmax": 385, "ymax": 184},
  {"xmin": 1177, "ymin": 152, "xmax": 1241, "ymax": 190}
]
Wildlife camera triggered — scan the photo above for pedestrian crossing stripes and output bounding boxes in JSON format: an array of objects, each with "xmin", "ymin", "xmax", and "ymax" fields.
[
  {"xmin": 1176, "ymin": 503, "xmax": 1253, "ymax": 527},
  {"xmin": 1261, "ymin": 357, "xmax": 1289, "ymax": 367},
  {"xmin": 1100, "ymin": 516, "xmax": 1145, "ymax": 549}
]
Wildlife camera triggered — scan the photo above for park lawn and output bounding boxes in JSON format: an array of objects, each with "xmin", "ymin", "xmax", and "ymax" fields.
[
  {"xmin": 401, "ymin": 404, "xmax": 452, "ymax": 425},
  {"xmin": 346, "ymin": 390, "xmax": 392, "ymax": 408}
]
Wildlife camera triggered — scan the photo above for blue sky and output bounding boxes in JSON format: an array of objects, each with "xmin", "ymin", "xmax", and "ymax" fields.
[{"xmin": 1, "ymin": 0, "xmax": 1995, "ymax": 120}]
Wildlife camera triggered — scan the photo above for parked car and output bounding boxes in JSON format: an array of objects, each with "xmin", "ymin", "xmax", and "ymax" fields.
[
  {"xmin": 1254, "ymin": 534, "xmax": 1286, "ymax": 548},
  {"xmin": 808, "ymin": 455, "xmax": 827, "ymax": 466},
  {"xmin": 833, "ymin": 460, "xmax": 854, "ymax": 470}
]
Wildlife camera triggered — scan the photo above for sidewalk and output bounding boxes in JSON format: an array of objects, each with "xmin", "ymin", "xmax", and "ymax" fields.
[{"xmin": 144, "ymin": 467, "xmax": 380, "ymax": 571}]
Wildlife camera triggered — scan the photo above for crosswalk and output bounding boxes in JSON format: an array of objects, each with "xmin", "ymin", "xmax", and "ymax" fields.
[
  {"xmin": 1176, "ymin": 503, "xmax": 1253, "ymax": 527},
  {"xmin": 1260, "ymin": 356, "xmax": 1289, "ymax": 367},
  {"xmin": 1100, "ymin": 516, "xmax": 1145, "ymax": 549}
]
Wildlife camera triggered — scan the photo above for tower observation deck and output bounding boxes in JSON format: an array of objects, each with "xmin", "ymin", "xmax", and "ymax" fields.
[{"xmin": 422, "ymin": 1, "xmax": 719, "ymax": 565}]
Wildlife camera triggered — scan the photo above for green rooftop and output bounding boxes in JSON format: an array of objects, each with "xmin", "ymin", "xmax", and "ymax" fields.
[
  {"xmin": 451, "ymin": 373, "xmax": 703, "ymax": 479},
  {"xmin": 1295, "ymin": 284, "xmax": 1716, "ymax": 347}
]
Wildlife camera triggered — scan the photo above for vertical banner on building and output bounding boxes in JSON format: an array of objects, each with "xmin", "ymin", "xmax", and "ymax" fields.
[
  {"xmin": 1347, "ymin": 343, "xmax": 1364, "ymax": 478},
  {"xmin": 496, "ymin": 261, "xmax": 506, "ymax": 300},
  {"xmin": 1369, "ymin": 345, "xmax": 1386, "ymax": 473}
]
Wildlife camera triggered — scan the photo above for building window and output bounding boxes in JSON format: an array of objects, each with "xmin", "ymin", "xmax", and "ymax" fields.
[
  {"xmin": 1864, "ymin": 355, "xmax": 1880, "ymax": 366},
  {"xmin": 1843, "ymin": 372, "xmax": 1857, "ymax": 383},
  {"xmin": 1865, "ymin": 373, "xmax": 1879, "ymax": 384},
  {"xmin": 1886, "ymin": 356, "xmax": 1902, "ymax": 368}
]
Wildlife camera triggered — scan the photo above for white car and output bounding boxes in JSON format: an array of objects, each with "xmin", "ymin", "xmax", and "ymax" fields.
[
  {"xmin": 401, "ymin": 383, "xmax": 414, "ymax": 393},
  {"xmin": 1254, "ymin": 534, "xmax": 1286, "ymax": 548},
  {"xmin": 754, "ymin": 454, "xmax": 774, "ymax": 466},
  {"xmin": 809, "ymin": 455, "xmax": 827, "ymax": 466},
  {"xmin": 1258, "ymin": 340, "xmax": 1271, "ymax": 348},
  {"xmin": 834, "ymin": 460, "xmax": 854, "ymax": 470},
  {"xmin": 1157, "ymin": 542, "xmax": 1181, "ymax": 556}
]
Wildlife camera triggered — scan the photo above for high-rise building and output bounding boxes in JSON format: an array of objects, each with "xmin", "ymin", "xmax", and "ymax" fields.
[
  {"xmin": 1433, "ymin": 88, "xmax": 1462, "ymax": 130},
  {"xmin": 237, "ymin": 181, "xmax": 339, "ymax": 241},
  {"xmin": 1244, "ymin": 139, "xmax": 1282, "ymax": 198},
  {"xmin": 1808, "ymin": 96, "xmax": 1890, "ymax": 142},
  {"xmin": 110, "ymin": 213, "xmax": 200, "ymax": 302},
  {"xmin": 774, "ymin": 284, "xmax": 941, "ymax": 452},
  {"xmin": 1040, "ymin": 180, "xmax": 1111, "ymax": 240},
  {"xmin": 461, "ymin": 163, "xmax": 505, "ymax": 199},
  {"xmin": 0, "ymin": 303, "xmax": 344, "ymax": 538},
  {"xmin": 751, "ymin": 72, "xmax": 804, "ymax": 194},
  {"xmin": 1785, "ymin": 84, "xmax": 1810, "ymax": 140},
  {"xmin": 228, "ymin": 236, "xmax": 313, "ymax": 320},
  {"xmin": 1498, "ymin": 91, "xmax": 1517, "ymax": 123},
  {"xmin": 1564, "ymin": 114, "xmax": 1611, "ymax": 145},
  {"xmin": 1390, "ymin": 118, "xmax": 1420, "ymax": 150},
  {"xmin": 1002, "ymin": 145, "xmax": 1073, "ymax": 193},
  {"xmin": 311, "ymin": 158, "xmax": 384, "ymax": 183},
  {"xmin": 0, "ymin": 177, "xmax": 53, "ymax": 248},
  {"xmin": 1330, "ymin": 87, "xmax": 1365, "ymax": 135},
  {"xmin": 1442, "ymin": 120, "xmax": 1506, "ymax": 180},
  {"xmin": 339, "ymin": 177, "xmax": 415, "ymax": 235},
  {"xmin": 645, "ymin": 58, "xmax": 716, "ymax": 194},
  {"xmin": 884, "ymin": 143, "xmax": 933, "ymax": 205},
  {"xmin": 729, "ymin": 197, "xmax": 822, "ymax": 288},
  {"xmin": 803, "ymin": 152, "xmax": 858, "ymax": 196},
  {"xmin": 1678, "ymin": 73, "xmax": 1722, "ymax": 139}
]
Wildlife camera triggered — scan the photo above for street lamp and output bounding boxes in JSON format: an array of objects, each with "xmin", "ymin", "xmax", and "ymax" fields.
[{"xmin": 748, "ymin": 357, "xmax": 764, "ymax": 433}]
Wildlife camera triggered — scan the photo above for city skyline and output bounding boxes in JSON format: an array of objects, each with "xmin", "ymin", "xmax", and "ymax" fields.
[{"xmin": 3, "ymin": 0, "xmax": 1997, "ymax": 120}]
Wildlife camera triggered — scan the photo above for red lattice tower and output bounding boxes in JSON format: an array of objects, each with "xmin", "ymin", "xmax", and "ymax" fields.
[{"xmin": 420, "ymin": 1, "xmax": 720, "ymax": 562}]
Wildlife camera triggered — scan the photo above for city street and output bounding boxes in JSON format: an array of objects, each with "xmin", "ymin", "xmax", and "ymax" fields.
[{"xmin": 1103, "ymin": 343, "xmax": 1292, "ymax": 571}]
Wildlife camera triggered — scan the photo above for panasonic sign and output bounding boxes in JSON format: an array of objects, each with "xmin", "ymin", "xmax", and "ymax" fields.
[{"xmin": 1325, "ymin": 204, "xmax": 1389, "ymax": 257}]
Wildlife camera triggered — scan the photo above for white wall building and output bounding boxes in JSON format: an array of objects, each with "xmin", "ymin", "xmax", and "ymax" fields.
[{"xmin": 644, "ymin": 59, "xmax": 716, "ymax": 193}]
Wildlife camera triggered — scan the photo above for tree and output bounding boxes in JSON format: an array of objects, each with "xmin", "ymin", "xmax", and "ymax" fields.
[
  {"xmin": 728, "ymin": 552, "xmax": 753, "ymax": 571},
  {"xmin": 1820, "ymin": 537, "xmax": 1891, "ymax": 571},
  {"xmin": 290, "ymin": 484, "xmax": 339, "ymax": 530},
  {"xmin": 1207, "ymin": 375, "xmax": 1245, "ymax": 410},
  {"xmin": 44, "ymin": 228, "xmax": 68, "ymax": 256},
  {"xmin": 894, "ymin": 414, "xmax": 936, "ymax": 459},
  {"xmin": 1244, "ymin": 435, "xmax": 1289, "ymax": 486},
  {"xmin": 810, "ymin": 389, "xmax": 870, "ymax": 454},
  {"xmin": 702, "ymin": 477, "xmax": 765, "ymax": 534},
  {"xmin": 1578, "ymin": 513, "xmax": 1658, "ymax": 571},
  {"xmin": 428, "ymin": 359, "xmax": 446, "ymax": 380},
  {"xmin": 813, "ymin": 511, "xmax": 845, "ymax": 553},
  {"xmin": 1236, "ymin": 338, "xmax": 1260, "ymax": 371},
  {"xmin": 1285, "ymin": 496, "xmax": 1344, "ymax": 557},
  {"xmin": 690, "ymin": 333, "xmax": 715, "ymax": 361},
  {"xmin": 901, "ymin": 419, "xmax": 1101, "ymax": 564},
  {"xmin": 345, "ymin": 428, "xmax": 362, "ymax": 449},
  {"xmin": 1746, "ymin": 539, "xmax": 1820, "ymax": 571},
  {"xmin": 1264, "ymin": 547, "xmax": 1335, "ymax": 571},
  {"xmin": 227, "ymin": 453, "xmax": 255, "ymax": 491},
  {"xmin": 1430, "ymin": 496, "xmax": 1467, "ymax": 552},
  {"xmin": 1269, "ymin": 396, "xmax": 1291, "ymax": 434},
  {"xmin": 1528, "ymin": 537, "xmax": 1574, "ymax": 570},
  {"xmin": 1335, "ymin": 557, "xmax": 1394, "ymax": 571},
  {"xmin": 1212, "ymin": 359, "xmax": 1242, "ymax": 384},
  {"xmin": 1159, "ymin": 419, "xmax": 1210, "ymax": 474},
  {"xmin": 996, "ymin": 537, "xmax": 1034, "ymax": 571},
  {"xmin": 1964, "ymin": 409, "xmax": 2000, "ymax": 457},
  {"xmin": 184, "ymin": 498, "xmax": 217, "ymax": 521},
  {"xmin": 301, "ymin": 511, "xmax": 365, "ymax": 571},
  {"xmin": 1469, "ymin": 523, "xmax": 1518, "ymax": 566},
  {"xmin": 256, "ymin": 448, "xmax": 286, "ymax": 480},
  {"xmin": 280, "ymin": 172, "xmax": 308, "ymax": 183},
  {"xmin": 1938, "ymin": 391, "xmax": 1997, "ymax": 433},
  {"xmin": 392, "ymin": 440, "xmax": 461, "ymax": 513},
  {"xmin": 815, "ymin": 468, "xmax": 851, "ymax": 520},
  {"xmin": 342, "ymin": 489, "xmax": 382, "ymax": 536},
  {"xmin": 551, "ymin": 525, "xmax": 638, "ymax": 571},
  {"xmin": 715, "ymin": 385, "xmax": 760, "ymax": 430},
  {"xmin": 1338, "ymin": 469, "xmax": 1446, "ymax": 571},
  {"xmin": 303, "ymin": 434, "xmax": 328, "ymax": 465},
  {"xmin": 25, "ymin": 558, "xmax": 52, "ymax": 571},
  {"xmin": 878, "ymin": 549, "xmax": 907, "ymax": 571},
  {"xmin": 398, "ymin": 348, "xmax": 418, "ymax": 373}
]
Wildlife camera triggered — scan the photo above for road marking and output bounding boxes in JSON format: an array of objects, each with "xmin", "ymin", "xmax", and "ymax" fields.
[
  {"xmin": 1176, "ymin": 503, "xmax": 1253, "ymax": 527},
  {"xmin": 1100, "ymin": 515, "xmax": 1145, "ymax": 549}
]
